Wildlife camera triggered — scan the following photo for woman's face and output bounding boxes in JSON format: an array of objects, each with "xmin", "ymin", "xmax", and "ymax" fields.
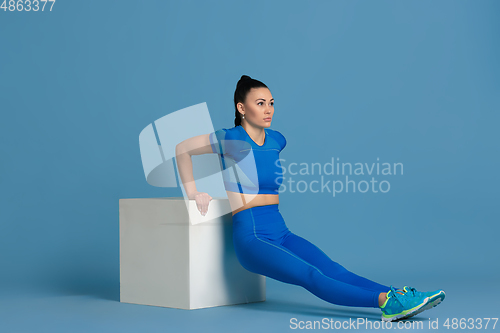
[{"xmin": 239, "ymin": 87, "xmax": 274, "ymax": 128}]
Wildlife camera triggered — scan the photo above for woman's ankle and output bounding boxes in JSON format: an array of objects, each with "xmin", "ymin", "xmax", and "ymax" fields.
[
  {"xmin": 379, "ymin": 289, "xmax": 406, "ymax": 307},
  {"xmin": 378, "ymin": 292, "xmax": 387, "ymax": 307}
]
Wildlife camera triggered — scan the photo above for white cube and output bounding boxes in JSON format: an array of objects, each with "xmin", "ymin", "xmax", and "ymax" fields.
[{"xmin": 119, "ymin": 198, "xmax": 266, "ymax": 309}]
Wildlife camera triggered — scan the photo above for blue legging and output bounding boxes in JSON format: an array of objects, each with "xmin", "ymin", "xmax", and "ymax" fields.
[{"xmin": 232, "ymin": 204, "xmax": 398, "ymax": 308}]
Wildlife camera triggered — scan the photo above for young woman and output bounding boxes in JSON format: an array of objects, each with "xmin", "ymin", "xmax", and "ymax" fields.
[{"xmin": 175, "ymin": 75, "xmax": 445, "ymax": 322}]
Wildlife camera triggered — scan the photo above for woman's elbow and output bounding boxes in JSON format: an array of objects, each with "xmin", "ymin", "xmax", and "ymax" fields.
[{"xmin": 175, "ymin": 141, "xmax": 187, "ymax": 157}]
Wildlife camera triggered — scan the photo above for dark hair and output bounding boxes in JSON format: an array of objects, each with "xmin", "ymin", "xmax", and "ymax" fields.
[{"xmin": 234, "ymin": 75, "xmax": 268, "ymax": 127}]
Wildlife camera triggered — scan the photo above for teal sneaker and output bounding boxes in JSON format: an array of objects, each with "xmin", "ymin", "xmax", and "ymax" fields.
[
  {"xmin": 379, "ymin": 285, "xmax": 430, "ymax": 322},
  {"xmin": 401, "ymin": 286, "xmax": 445, "ymax": 313}
]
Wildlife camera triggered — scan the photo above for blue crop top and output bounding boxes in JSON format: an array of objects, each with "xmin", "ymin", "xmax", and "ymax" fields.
[{"xmin": 209, "ymin": 125, "xmax": 286, "ymax": 195}]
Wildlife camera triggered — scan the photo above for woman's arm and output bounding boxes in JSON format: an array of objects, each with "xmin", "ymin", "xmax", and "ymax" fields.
[{"xmin": 175, "ymin": 133, "xmax": 213, "ymax": 208}]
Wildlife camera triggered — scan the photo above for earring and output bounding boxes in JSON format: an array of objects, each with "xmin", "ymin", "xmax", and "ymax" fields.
[{"xmin": 242, "ymin": 114, "xmax": 245, "ymax": 119}]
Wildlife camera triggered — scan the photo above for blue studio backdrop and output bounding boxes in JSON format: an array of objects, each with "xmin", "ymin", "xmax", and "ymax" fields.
[{"xmin": 1, "ymin": 1, "xmax": 499, "ymax": 332}]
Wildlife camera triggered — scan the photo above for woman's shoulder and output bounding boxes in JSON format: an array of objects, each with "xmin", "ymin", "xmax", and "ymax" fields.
[
  {"xmin": 266, "ymin": 127, "xmax": 285, "ymax": 138},
  {"xmin": 265, "ymin": 128, "xmax": 287, "ymax": 151},
  {"xmin": 212, "ymin": 126, "xmax": 241, "ymax": 138}
]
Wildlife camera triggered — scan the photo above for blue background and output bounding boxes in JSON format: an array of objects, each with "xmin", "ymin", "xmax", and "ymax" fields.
[{"xmin": 1, "ymin": 0, "xmax": 499, "ymax": 332}]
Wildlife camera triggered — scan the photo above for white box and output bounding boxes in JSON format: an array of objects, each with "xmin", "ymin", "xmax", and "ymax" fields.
[{"xmin": 119, "ymin": 197, "xmax": 266, "ymax": 309}]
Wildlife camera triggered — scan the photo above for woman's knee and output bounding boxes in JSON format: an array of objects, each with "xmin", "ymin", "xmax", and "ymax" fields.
[
  {"xmin": 235, "ymin": 238, "xmax": 317, "ymax": 286},
  {"xmin": 329, "ymin": 261, "xmax": 350, "ymax": 275}
]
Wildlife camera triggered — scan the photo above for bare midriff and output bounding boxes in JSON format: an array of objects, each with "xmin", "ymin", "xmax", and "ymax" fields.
[{"xmin": 226, "ymin": 191, "xmax": 279, "ymax": 216}]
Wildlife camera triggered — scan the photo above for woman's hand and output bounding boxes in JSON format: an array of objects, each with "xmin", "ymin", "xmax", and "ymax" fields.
[{"xmin": 189, "ymin": 191, "xmax": 212, "ymax": 216}]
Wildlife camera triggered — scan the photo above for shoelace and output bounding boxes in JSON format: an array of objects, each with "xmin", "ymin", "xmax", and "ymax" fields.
[
  {"xmin": 389, "ymin": 285, "xmax": 407, "ymax": 307},
  {"xmin": 405, "ymin": 286, "xmax": 418, "ymax": 297}
]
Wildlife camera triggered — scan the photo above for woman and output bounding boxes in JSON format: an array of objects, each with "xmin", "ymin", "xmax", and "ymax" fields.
[{"xmin": 175, "ymin": 75, "xmax": 445, "ymax": 322}]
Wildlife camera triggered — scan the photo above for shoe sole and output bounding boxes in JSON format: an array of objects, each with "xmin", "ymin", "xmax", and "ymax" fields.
[
  {"xmin": 385, "ymin": 291, "xmax": 446, "ymax": 322},
  {"xmin": 420, "ymin": 290, "xmax": 445, "ymax": 312},
  {"xmin": 381, "ymin": 296, "xmax": 430, "ymax": 322}
]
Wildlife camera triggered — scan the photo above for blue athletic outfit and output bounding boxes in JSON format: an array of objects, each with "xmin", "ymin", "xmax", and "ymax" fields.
[
  {"xmin": 209, "ymin": 124, "xmax": 286, "ymax": 194},
  {"xmin": 209, "ymin": 125, "xmax": 395, "ymax": 308}
]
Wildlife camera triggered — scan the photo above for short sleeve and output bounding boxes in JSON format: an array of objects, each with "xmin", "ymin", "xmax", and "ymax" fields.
[
  {"xmin": 209, "ymin": 128, "xmax": 227, "ymax": 155},
  {"xmin": 274, "ymin": 130, "xmax": 287, "ymax": 152}
]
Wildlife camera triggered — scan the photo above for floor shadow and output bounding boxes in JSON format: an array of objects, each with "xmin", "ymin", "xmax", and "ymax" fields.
[
  {"xmin": 48, "ymin": 280, "xmax": 119, "ymax": 302},
  {"xmin": 231, "ymin": 298, "xmax": 382, "ymax": 320},
  {"xmin": 230, "ymin": 298, "xmax": 433, "ymax": 323}
]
